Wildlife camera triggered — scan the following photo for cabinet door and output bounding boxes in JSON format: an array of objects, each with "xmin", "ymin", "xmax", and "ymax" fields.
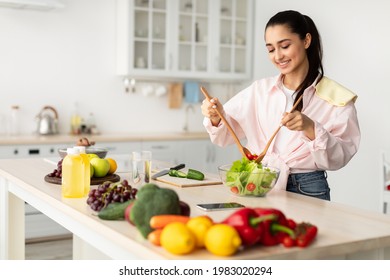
[
  {"xmin": 116, "ymin": 0, "xmax": 253, "ymax": 81},
  {"xmin": 213, "ymin": 0, "xmax": 253, "ymax": 80},
  {"xmin": 117, "ymin": 0, "xmax": 172, "ymax": 76},
  {"xmin": 141, "ymin": 140, "xmax": 182, "ymax": 164},
  {"xmin": 181, "ymin": 139, "xmax": 241, "ymax": 173},
  {"xmin": 176, "ymin": 0, "xmax": 211, "ymax": 74}
]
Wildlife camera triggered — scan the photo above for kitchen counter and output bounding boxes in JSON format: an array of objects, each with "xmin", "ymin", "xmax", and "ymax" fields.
[
  {"xmin": 0, "ymin": 132, "xmax": 210, "ymax": 145},
  {"xmin": 1, "ymin": 157, "xmax": 390, "ymax": 260}
]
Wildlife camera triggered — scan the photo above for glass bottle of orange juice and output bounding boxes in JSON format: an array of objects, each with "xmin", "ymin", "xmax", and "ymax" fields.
[
  {"xmin": 62, "ymin": 147, "xmax": 84, "ymax": 198},
  {"xmin": 74, "ymin": 146, "xmax": 90, "ymax": 196}
]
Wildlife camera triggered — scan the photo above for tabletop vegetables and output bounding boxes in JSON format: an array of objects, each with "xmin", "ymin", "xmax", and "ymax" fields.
[
  {"xmin": 253, "ymin": 208, "xmax": 295, "ymax": 246},
  {"xmin": 225, "ymin": 158, "xmax": 278, "ymax": 196},
  {"xmin": 221, "ymin": 208, "xmax": 276, "ymax": 246},
  {"xmin": 169, "ymin": 168, "xmax": 205, "ymax": 180},
  {"xmin": 129, "ymin": 183, "xmax": 181, "ymax": 238}
]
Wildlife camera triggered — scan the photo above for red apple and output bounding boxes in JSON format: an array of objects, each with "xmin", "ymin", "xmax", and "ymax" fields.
[
  {"xmin": 179, "ymin": 200, "xmax": 191, "ymax": 216},
  {"xmin": 124, "ymin": 201, "xmax": 135, "ymax": 225}
]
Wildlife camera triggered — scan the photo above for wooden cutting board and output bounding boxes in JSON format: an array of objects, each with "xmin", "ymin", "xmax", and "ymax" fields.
[
  {"xmin": 154, "ymin": 173, "xmax": 222, "ymax": 188},
  {"xmin": 44, "ymin": 173, "xmax": 121, "ymax": 185}
]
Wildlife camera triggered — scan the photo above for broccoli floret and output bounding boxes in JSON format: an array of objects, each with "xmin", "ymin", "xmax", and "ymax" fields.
[{"xmin": 130, "ymin": 183, "xmax": 181, "ymax": 238}]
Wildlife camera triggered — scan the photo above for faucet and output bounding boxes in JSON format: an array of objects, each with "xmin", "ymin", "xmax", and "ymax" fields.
[{"xmin": 183, "ymin": 104, "xmax": 195, "ymax": 132}]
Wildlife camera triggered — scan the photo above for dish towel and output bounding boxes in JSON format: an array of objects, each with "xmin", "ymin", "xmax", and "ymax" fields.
[{"xmin": 184, "ymin": 81, "xmax": 200, "ymax": 103}]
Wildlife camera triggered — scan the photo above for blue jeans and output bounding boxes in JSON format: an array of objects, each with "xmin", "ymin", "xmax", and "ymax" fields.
[{"xmin": 286, "ymin": 171, "xmax": 330, "ymax": 201}]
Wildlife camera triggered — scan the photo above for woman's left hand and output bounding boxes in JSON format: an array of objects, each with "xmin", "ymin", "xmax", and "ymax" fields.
[{"xmin": 281, "ymin": 111, "xmax": 315, "ymax": 140}]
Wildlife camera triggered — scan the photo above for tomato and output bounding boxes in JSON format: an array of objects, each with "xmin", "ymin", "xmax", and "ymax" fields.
[
  {"xmin": 287, "ymin": 218, "xmax": 297, "ymax": 230},
  {"xmin": 246, "ymin": 183, "xmax": 256, "ymax": 192},
  {"xmin": 282, "ymin": 236, "xmax": 296, "ymax": 248},
  {"xmin": 246, "ymin": 153, "xmax": 254, "ymax": 160},
  {"xmin": 230, "ymin": 186, "xmax": 239, "ymax": 194}
]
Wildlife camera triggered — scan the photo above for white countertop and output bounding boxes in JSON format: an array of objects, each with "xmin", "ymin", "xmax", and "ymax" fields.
[
  {"xmin": 0, "ymin": 131, "xmax": 210, "ymax": 145},
  {"xmin": 2, "ymin": 157, "xmax": 390, "ymax": 260}
]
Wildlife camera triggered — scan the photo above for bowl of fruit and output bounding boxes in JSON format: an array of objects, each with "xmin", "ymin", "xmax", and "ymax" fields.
[
  {"xmin": 218, "ymin": 158, "xmax": 280, "ymax": 197},
  {"xmin": 58, "ymin": 147, "xmax": 108, "ymax": 159}
]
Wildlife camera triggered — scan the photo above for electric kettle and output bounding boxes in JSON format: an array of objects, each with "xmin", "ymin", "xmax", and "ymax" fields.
[{"xmin": 36, "ymin": 106, "xmax": 59, "ymax": 135}]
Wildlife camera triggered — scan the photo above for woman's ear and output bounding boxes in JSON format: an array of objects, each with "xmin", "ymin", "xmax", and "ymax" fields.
[{"xmin": 304, "ymin": 33, "xmax": 312, "ymax": 49}]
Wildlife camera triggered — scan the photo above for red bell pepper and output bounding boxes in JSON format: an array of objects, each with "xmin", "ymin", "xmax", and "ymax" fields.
[
  {"xmin": 295, "ymin": 222, "xmax": 318, "ymax": 247},
  {"xmin": 282, "ymin": 222, "xmax": 318, "ymax": 248},
  {"xmin": 253, "ymin": 208, "xmax": 295, "ymax": 246},
  {"xmin": 221, "ymin": 208, "xmax": 276, "ymax": 246}
]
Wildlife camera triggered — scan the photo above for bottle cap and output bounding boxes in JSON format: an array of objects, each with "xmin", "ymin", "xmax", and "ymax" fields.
[{"xmin": 66, "ymin": 147, "xmax": 80, "ymax": 155}]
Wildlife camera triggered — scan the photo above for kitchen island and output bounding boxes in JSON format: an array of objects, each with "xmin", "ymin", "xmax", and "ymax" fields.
[{"xmin": 1, "ymin": 157, "xmax": 390, "ymax": 260}]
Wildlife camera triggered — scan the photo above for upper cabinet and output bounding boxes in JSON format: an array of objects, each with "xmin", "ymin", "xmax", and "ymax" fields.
[{"xmin": 116, "ymin": 0, "xmax": 253, "ymax": 81}]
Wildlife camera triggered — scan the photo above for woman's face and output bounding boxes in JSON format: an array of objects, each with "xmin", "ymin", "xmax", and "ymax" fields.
[{"xmin": 265, "ymin": 24, "xmax": 311, "ymax": 77}]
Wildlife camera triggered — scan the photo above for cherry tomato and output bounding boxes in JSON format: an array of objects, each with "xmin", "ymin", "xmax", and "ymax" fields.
[
  {"xmin": 230, "ymin": 186, "xmax": 239, "ymax": 194},
  {"xmin": 246, "ymin": 153, "xmax": 254, "ymax": 160},
  {"xmin": 246, "ymin": 183, "xmax": 256, "ymax": 192},
  {"xmin": 282, "ymin": 236, "xmax": 296, "ymax": 248}
]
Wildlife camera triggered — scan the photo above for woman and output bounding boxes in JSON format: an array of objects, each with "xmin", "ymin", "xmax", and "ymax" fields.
[{"xmin": 201, "ymin": 10, "xmax": 360, "ymax": 200}]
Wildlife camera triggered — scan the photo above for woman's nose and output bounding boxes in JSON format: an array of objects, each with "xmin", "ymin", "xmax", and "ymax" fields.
[{"xmin": 274, "ymin": 49, "xmax": 284, "ymax": 60}]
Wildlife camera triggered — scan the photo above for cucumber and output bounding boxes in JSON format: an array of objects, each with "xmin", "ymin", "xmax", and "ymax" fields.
[
  {"xmin": 186, "ymin": 169, "xmax": 205, "ymax": 180},
  {"xmin": 168, "ymin": 169, "xmax": 187, "ymax": 178},
  {"xmin": 98, "ymin": 200, "xmax": 134, "ymax": 220}
]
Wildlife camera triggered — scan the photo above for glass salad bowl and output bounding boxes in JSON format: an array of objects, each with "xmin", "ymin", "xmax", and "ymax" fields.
[{"xmin": 218, "ymin": 161, "xmax": 280, "ymax": 197}]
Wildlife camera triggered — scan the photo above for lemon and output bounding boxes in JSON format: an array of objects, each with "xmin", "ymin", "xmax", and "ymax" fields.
[
  {"xmin": 204, "ymin": 224, "xmax": 242, "ymax": 256},
  {"xmin": 186, "ymin": 215, "xmax": 214, "ymax": 248},
  {"xmin": 160, "ymin": 222, "xmax": 196, "ymax": 255},
  {"xmin": 106, "ymin": 158, "xmax": 117, "ymax": 174}
]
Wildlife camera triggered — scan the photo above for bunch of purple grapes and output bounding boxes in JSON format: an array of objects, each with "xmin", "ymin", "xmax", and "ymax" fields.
[
  {"xmin": 87, "ymin": 180, "xmax": 137, "ymax": 212},
  {"xmin": 48, "ymin": 159, "xmax": 63, "ymax": 178}
]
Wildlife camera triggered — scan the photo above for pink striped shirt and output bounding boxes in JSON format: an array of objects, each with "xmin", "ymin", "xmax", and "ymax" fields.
[{"xmin": 203, "ymin": 75, "xmax": 360, "ymax": 190}]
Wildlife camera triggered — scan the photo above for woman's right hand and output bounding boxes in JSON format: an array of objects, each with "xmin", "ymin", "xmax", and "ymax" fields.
[{"xmin": 201, "ymin": 97, "xmax": 224, "ymax": 126}]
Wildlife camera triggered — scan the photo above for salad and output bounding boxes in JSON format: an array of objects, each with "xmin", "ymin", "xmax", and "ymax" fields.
[{"xmin": 225, "ymin": 157, "xmax": 279, "ymax": 196}]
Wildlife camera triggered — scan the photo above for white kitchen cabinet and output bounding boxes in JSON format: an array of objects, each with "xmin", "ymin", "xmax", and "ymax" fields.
[
  {"xmin": 141, "ymin": 140, "xmax": 182, "ymax": 164},
  {"xmin": 116, "ymin": 0, "xmax": 253, "ymax": 81},
  {"xmin": 181, "ymin": 139, "xmax": 240, "ymax": 173},
  {"xmin": 0, "ymin": 143, "xmax": 66, "ymax": 159}
]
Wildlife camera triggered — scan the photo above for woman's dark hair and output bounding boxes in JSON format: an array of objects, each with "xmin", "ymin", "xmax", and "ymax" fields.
[{"xmin": 265, "ymin": 10, "xmax": 323, "ymax": 111}]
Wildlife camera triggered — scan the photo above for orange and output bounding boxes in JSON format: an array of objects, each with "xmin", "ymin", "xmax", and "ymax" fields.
[{"xmin": 106, "ymin": 158, "xmax": 117, "ymax": 174}]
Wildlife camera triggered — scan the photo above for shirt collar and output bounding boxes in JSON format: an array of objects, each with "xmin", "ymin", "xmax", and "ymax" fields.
[{"xmin": 270, "ymin": 73, "xmax": 320, "ymax": 94}]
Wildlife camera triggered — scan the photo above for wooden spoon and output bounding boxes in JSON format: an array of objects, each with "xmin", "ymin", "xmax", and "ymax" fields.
[
  {"xmin": 255, "ymin": 94, "xmax": 304, "ymax": 164},
  {"xmin": 200, "ymin": 86, "xmax": 253, "ymax": 160}
]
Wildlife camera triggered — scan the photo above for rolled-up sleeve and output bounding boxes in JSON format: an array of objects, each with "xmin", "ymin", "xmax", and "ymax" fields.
[{"xmin": 302, "ymin": 104, "xmax": 360, "ymax": 170}]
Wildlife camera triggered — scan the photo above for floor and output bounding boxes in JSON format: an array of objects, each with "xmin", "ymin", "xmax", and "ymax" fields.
[{"xmin": 25, "ymin": 236, "xmax": 72, "ymax": 260}]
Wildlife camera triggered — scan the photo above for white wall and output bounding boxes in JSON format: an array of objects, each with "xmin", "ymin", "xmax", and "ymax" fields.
[
  {"xmin": 254, "ymin": 0, "xmax": 389, "ymax": 213},
  {"xmin": 0, "ymin": 0, "xmax": 388, "ymax": 213},
  {"xmin": 0, "ymin": 0, "xmax": 218, "ymax": 135}
]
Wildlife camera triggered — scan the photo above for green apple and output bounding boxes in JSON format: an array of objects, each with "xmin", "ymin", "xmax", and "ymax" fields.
[
  {"xmin": 90, "ymin": 164, "xmax": 94, "ymax": 178},
  {"xmin": 88, "ymin": 153, "xmax": 99, "ymax": 160},
  {"xmin": 90, "ymin": 158, "xmax": 110, "ymax": 177}
]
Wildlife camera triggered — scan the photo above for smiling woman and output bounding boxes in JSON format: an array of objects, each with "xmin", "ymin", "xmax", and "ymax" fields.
[{"xmin": 201, "ymin": 10, "xmax": 360, "ymax": 201}]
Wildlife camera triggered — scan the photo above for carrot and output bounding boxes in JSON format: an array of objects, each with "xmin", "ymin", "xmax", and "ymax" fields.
[
  {"xmin": 147, "ymin": 229, "xmax": 163, "ymax": 246},
  {"xmin": 150, "ymin": 215, "xmax": 191, "ymax": 229}
]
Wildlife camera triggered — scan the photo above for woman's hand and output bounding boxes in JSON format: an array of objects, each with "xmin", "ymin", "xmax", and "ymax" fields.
[
  {"xmin": 201, "ymin": 97, "xmax": 224, "ymax": 126},
  {"xmin": 282, "ymin": 111, "xmax": 315, "ymax": 140}
]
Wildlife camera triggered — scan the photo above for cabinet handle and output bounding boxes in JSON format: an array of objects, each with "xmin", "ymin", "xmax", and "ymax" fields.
[
  {"xmin": 28, "ymin": 149, "xmax": 40, "ymax": 155},
  {"xmin": 150, "ymin": 145, "xmax": 169, "ymax": 150}
]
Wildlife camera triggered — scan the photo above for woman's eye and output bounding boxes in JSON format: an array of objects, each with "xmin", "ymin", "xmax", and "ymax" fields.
[
  {"xmin": 281, "ymin": 44, "xmax": 290, "ymax": 49},
  {"xmin": 267, "ymin": 48, "xmax": 275, "ymax": 53}
]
